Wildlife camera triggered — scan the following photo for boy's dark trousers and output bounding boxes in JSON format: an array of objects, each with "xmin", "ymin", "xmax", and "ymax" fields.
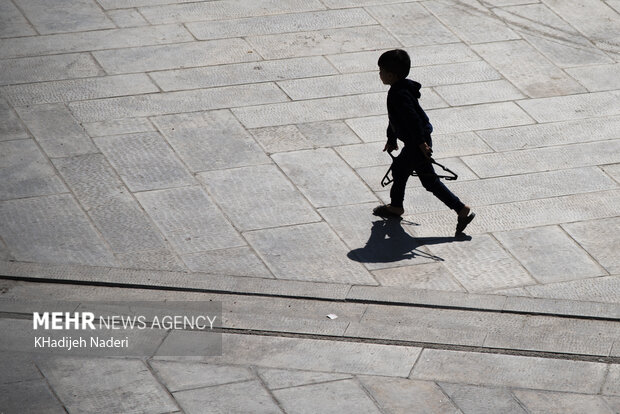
[{"xmin": 389, "ymin": 143, "xmax": 465, "ymax": 212}]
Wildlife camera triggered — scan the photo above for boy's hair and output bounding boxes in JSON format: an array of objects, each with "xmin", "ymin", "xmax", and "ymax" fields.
[{"xmin": 378, "ymin": 49, "xmax": 411, "ymax": 79}]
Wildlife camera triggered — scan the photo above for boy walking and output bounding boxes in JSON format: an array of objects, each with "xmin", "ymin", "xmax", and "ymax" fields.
[{"xmin": 373, "ymin": 49, "xmax": 475, "ymax": 236}]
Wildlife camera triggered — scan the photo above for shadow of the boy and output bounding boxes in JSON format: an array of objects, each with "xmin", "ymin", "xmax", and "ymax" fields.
[{"xmin": 347, "ymin": 217, "xmax": 471, "ymax": 264}]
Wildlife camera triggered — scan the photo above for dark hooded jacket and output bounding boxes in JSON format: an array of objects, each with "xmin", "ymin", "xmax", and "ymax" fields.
[{"xmin": 386, "ymin": 79, "xmax": 433, "ymax": 148}]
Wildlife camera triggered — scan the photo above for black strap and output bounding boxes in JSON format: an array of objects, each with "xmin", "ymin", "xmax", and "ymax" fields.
[{"xmin": 381, "ymin": 152, "xmax": 458, "ymax": 188}]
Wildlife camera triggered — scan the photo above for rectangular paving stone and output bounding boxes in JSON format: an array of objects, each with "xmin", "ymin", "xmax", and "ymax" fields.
[
  {"xmin": 435, "ymin": 80, "xmax": 526, "ymax": 106},
  {"xmin": 140, "ymin": 0, "xmax": 324, "ymax": 24},
  {"xmin": 344, "ymin": 115, "xmax": 387, "ymax": 143},
  {"xmin": 38, "ymin": 358, "xmax": 178, "ymax": 413},
  {"xmin": 410, "ymin": 61, "xmax": 502, "ymax": 87},
  {"xmin": 198, "ymin": 165, "xmax": 320, "ymax": 231},
  {"xmin": 94, "ymin": 132, "xmax": 195, "ymax": 192},
  {"xmin": 278, "ymin": 72, "xmax": 385, "ymax": 100},
  {"xmin": 423, "ymin": 0, "xmax": 520, "ymax": 44},
  {"xmin": 93, "ymin": 38, "xmax": 259, "ymax": 74},
  {"xmin": 197, "ymin": 333, "xmax": 421, "ymax": 376},
  {"xmin": 250, "ymin": 125, "xmax": 314, "ymax": 154},
  {"xmin": 476, "ymin": 116, "xmax": 620, "ymax": 151},
  {"xmin": 367, "ymin": 2, "xmax": 458, "ymax": 46},
  {"xmin": 136, "ymin": 186, "xmax": 244, "ymax": 254},
  {"xmin": 566, "ymin": 63, "xmax": 620, "ymax": 92},
  {"xmin": 69, "ymin": 83, "xmax": 288, "ymax": 122},
  {"xmin": 247, "ymin": 26, "xmax": 400, "ymax": 59},
  {"xmin": 99, "ymin": 0, "xmax": 198, "ymax": 8},
  {"xmin": 187, "ymin": 8, "xmax": 376, "ymax": 39},
  {"xmin": 0, "ymin": 24, "xmax": 193, "ymax": 59},
  {"xmin": 150, "ymin": 360, "xmax": 254, "ymax": 392},
  {"xmin": 258, "ymin": 368, "xmax": 353, "ymax": 391},
  {"xmin": 82, "ymin": 118, "xmax": 155, "ymax": 137},
  {"xmin": 106, "ymin": 9, "xmax": 149, "ymax": 27},
  {"xmin": 0, "ymin": 98, "xmax": 28, "ymax": 141},
  {"xmin": 0, "ymin": 53, "xmax": 103, "ymax": 86},
  {"xmin": 244, "ymin": 222, "xmax": 377, "ymax": 284},
  {"xmin": 462, "ymin": 140, "xmax": 620, "ymax": 177},
  {"xmin": 1, "ymin": 74, "xmax": 159, "ymax": 106},
  {"xmin": 233, "ymin": 93, "xmax": 385, "ymax": 128},
  {"xmin": 115, "ymin": 249, "xmax": 185, "ymax": 271},
  {"xmin": 0, "ymin": 379, "xmax": 65, "ymax": 414},
  {"xmin": 411, "ymin": 349, "xmax": 608, "ymax": 393},
  {"xmin": 371, "ymin": 263, "xmax": 466, "ymax": 292},
  {"xmin": 0, "ymin": 0, "xmax": 36, "ymax": 37},
  {"xmin": 272, "ymin": 148, "xmax": 377, "ymax": 208},
  {"xmin": 16, "ymin": 103, "xmax": 98, "ymax": 158},
  {"xmin": 14, "ymin": 0, "xmax": 114, "ymax": 34},
  {"xmin": 0, "ymin": 194, "xmax": 116, "ymax": 266},
  {"xmin": 273, "ymin": 379, "xmax": 382, "ymax": 414},
  {"xmin": 602, "ymin": 163, "xmax": 620, "ymax": 183},
  {"xmin": 603, "ymin": 364, "xmax": 620, "ymax": 395},
  {"xmin": 440, "ymin": 383, "xmax": 527, "ymax": 414},
  {"xmin": 517, "ymin": 91, "xmax": 620, "ymax": 122},
  {"xmin": 327, "ymin": 43, "xmax": 479, "ymax": 74},
  {"xmin": 563, "ymin": 217, "xmax": 620, "ymax": 275},
  {"xmin": 472, "ymin": 40, "xmax": 586, "ymax": 97},
  {"xmin": 150, "ymin": 56, "xmax": 338, "ymax": 91},
  {"xmin": 0, "ymin": 139, "xmax": 66, "ymax": 200},
  {"xmin": 182, "ymin": 246, "xmax": 272, "ymax": 278},
  {"xmin": 494, "ymin": 226, "xmax": 606, "ymax": 284},
  {"xmin": 514, "ymin": 390, "xmax": 615, "ymax": 414},
  {"xmin": 151, "ymin": 110, "xmax": 269, "ymax": 172},
  {"xmin": 297, "ymin": 121, "xmax": 361, "ymax": 147},
  {"xmin": 427, "ymin": 102, "xmax": 534, "ymax": 134},
  {"xmin": 427, "ymin": 234, "xmax": 536, "ymax": 292}
]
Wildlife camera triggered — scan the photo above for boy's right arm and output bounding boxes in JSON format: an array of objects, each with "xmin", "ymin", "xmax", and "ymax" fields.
[{"xmin": 384, "ymin": 123, "xmax": 398, "ymax": 152}]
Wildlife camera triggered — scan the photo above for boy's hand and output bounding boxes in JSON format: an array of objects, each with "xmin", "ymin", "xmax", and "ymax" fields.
[
  {"xmin": 383, "ymin": 142, "xmax": 398, "ymax": 153},
  {"xmin": 419, "ymin": 142, "xmax": 433, "ymax": 159}
]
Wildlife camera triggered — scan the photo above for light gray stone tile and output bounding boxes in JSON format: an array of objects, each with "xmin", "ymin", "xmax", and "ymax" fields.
[
  {"xmin": 426, "ymin": 234, "xmax": 536, "ymax": 292},
  {"xmin": 233, "ymin": 93, "xmax": 385, "ymax": 128},
  {"xmin": 272, "ymin": 148, "xmax": 377, "ymax": 208},
  {"xmin": 114, "ymin": 250, "xmax": 184, "ymax": 271},
  {"xmin": 1, "ymin": 74, "xmax": 159, "ymax": 106},
  {"xmin": 151, "ymin": 110, "xmax": 269, "ymax": 173},
  {"xmin": 53, "ymin": 154, "xmax": 169, "ymax": 253},
  {"xmin": 323, "ymin": 0, "xmax": 416, "ymax": 6},
  {"xmin": 424, "ymin": 0, "xmax": 520, "ymax": 44},
  {"xmin": 0, "ymin": 24, "xmax": 193, "ymax": 59},
  {"xmin": 274, "ymin": 379, "xmax": 381, "ymax": 414},
  {"xmin": 431, "ymin": 132, "xmax": 494, "ymax": 157},
  {"xmin": 14, "ymin": 0, "xmax": 114, "ymax": 34},
  {"xmin": 258, "ymin": 368, "xmax": 352, "ymax": 390},
  {"xmin": 439, "ymin": 383, "xmax": 527, "ymax": 414},
  {"xmin": 181, "ymin": 247, "xmax": 272, "ymax": 278},
  {"xmin": 602, "ymin": 163, "xmax": 620, "ymax": 183},
  {"xmin": 472, "ymin": 40, "xmax": 586, "ymax": 97},
  {"xmin": 199, "ymin": 333, "xmax": 422, "ymax": 376},
  {"xmin": 411, "ymin": 349, "xmax": 608, "ymax": 393},
  {"xmin": 198, "ymin": 164, "xmax": 320, "ymax": 231},
  {"xmin": 463, "ymin": 141, "xmax": 620, "ymax": 177},
  {"xmin": 0, "ymin": 1, "xmax": 35, "ymax": 38},
  {"xmin": 360, "ymin": 376, "xmax": 462, "ymax": 414},
  {"xmin": 16, "ymin": 103, "xmax": 97, "ymax": 158},
  {"xmin": 0, "ymin": 194, "xmax": 116, "ymax": 266},
  {"xmin": 250, "ymin": 125, "xmax": 314, "ymax": 154},
  {"xmin": 82, "ymin": 118, "xmax": 155, "ymax": 137},
  {"xmin": 106, "ymin": 8, "xmax": 149, "ymax": 27},
  {"xmin": 475, "ymin": 116, "xmax": 620, "ymax": 151},
  {"xmin": 0, "ymin": 379, "xmax": 65, "ymax": 414},
  {"xmin": 0, "ymin": 98, "xmax": 28, "ymax": 141},
  {"xmin": 99, "ymin": 0, "xmax": 197, "ymax": 8},
  {"xmin": 297, "ymin": 121, "xmax": 361, "ymax": 147},
  {"xmin": 150, "ymin": 360, "xmax": 254, "ymax": 392},
  {"xmin": 495, "ymin": 226, "xmax": 606, "ymax": 284},
  {"xmin": 139, "ymin": 0, "xmax": 325, "ymax": 24},
  {"xmin": 371, "ymin": 263, "xmax": 465, "ymax": 292},
  {"xmin": 150, "ymin": 56, "xmax": 337, "ymax": 91},
  {"xmin": 327, "ymin": 44, "xmax": 479, "ymax": 74},
  {"xmin": 245, "ymin": 222, "xmax": 376, "ymax": 284},
  {"xmin": 517, "ymin": 91, "xmax": 620, "ymax": 122},
  {"xmin": 174, "ymin": 380, "xmax": 281, "ymax": 414},
  {"xmin": 0, "ymin": 53, "xmax": 102, "ymax": 86},
  {"xmin": 605, "ymin": 396, "xmax": 620, "ymax": 414},
  {"xmin": 435, "ymin": 80, "xmax": 526, "ymax": 105},
  {"xmin": 521, "ymin": 31, "xmax": 614, "ymax": 68},
  {"xmin": 502, "ymin": 296, "xmax": 620, "ymax": 319},
  {"xmin": 335, "ymin": 141, "xmax": 386, "ymax": 169},
  {"xmin": 410, "ymin": 61, "xmax": 502, "ymax": 87},
  {"xmin": 247, "ymin": 26, "xmax": 400, "ymax": 59},
  {"xmin": 566, "ymin": 64, "xmax": 620, "ymax": 92},
  {"xmin": 345, "ymin": 115, "xmax": 389, "ymax": 143},
  {"xmin": 94, "ymin": 38, "xmax": 258, "ymax": 74},
  {"xmin": 70, "ymin": 83, "xmax": 288, "ymax": 122},
  {"xmin": 187, "ymin": 8, "xmax": 376, "ymax": 40},
  {"xmin": 94, "ymin": 132, "xmax": 195, "ymax": 191},
  {"xmin": 427, "ymin": 102, "xmax": 534, "ymax": 134},
  {"xmin": 278, "ymin": 72, "xmax": 384, "ymax": 100},
  {"xmin": 524, "ymin": 276, "xmax": 620, "ymax": 304},
  {"xmin": 603, "ymin": 364, "xmax": 620, "ymax": 395},
  {"xmin": 563, "ymin": 217, "xmax": 620, "ymax": 274},
  {"xmin": 136, "ymin": 186, "xmax": 244, "ymax": 254},
  {"xmin": 0, "ymin": 139, "xmax": 66, "ymax": 200},
  {"xmin": 514, "ymin": 390, "xmax": 614, "ymax": 414},
  {"xmin": 38, "ymin": 357, "xmax": 178, "ymax": 413}
]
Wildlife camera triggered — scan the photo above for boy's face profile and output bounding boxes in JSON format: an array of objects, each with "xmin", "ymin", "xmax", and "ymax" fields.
[{"xmin": 379, "ymin": 67, "xmax": 398, "ymax": 86}]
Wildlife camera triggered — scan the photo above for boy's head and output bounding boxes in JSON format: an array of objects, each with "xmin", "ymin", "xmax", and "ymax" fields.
[{"xmin": 378, "ymin": 49, "xmax": 411, "ymax": 85}]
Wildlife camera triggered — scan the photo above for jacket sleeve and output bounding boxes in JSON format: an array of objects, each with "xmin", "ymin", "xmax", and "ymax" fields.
[
  {"xmin": 386, "ymin": 123, "xmax": 397, "ymax": 146},
  {"xmin": 390, "ymin": 90, "xmax": 427, "ymax": 146}
]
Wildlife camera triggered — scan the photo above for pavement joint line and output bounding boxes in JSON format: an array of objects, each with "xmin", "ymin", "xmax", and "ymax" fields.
[{"xmin": 2, "ymin": 274, "xmax": 620, "ymax": 323}]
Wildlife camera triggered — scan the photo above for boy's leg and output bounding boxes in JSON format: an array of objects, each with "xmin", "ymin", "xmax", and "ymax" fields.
[
  {"xmin": 416, "ymin": 162, "xmax": 464, "ymax": 213},
  {"xmin": 389, "ymin": 148, "xmax": 415, "ymax": 209}
]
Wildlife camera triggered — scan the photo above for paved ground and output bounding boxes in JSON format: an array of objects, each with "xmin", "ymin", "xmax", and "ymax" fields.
[{"xmin": 1, "ymin": 0, "xmax": 620, "ymax": 412}]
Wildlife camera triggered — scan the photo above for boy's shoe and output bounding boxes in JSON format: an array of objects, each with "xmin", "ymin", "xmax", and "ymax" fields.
[
  {"xmin": 455, "ymin": 212, "xmax": 475, "ymax": 235},
  {"xmin": 373, "ymin": 204, "xmax": 404, "ymax": 218}
]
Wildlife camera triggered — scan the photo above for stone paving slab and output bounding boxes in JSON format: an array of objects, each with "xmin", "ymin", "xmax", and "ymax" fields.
[
  {"xmin": 257, "ymin": 368, "xmax": 352, "ymax": 391},
  {"xmin": 0, "ymin": 53, "xmax": 103, "ymax": 86},
  {"xmin": 439, "ymin": 383, "xmax": 526, "ymax": 414},
  {"xmin": 14, "ymin": 0, "xmax": 114, "ymax": 35},
  {"xmin": 562, "ymin": 217, "xmax": 620, "ymax": 275},
  {"xmin": 0, "ymin": 379, "xmax": 66, "ymax": 414}
]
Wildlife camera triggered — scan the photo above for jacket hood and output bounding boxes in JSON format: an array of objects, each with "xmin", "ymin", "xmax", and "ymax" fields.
[{"xmin": 392, "ymin": 79, "xmax": 422, "ymax": 98}]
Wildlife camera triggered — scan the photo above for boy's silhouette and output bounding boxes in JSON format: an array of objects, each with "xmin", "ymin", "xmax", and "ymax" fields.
[{"xmin": 373, "ymin": 49, "xmax": 475, "ymax": 236}]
